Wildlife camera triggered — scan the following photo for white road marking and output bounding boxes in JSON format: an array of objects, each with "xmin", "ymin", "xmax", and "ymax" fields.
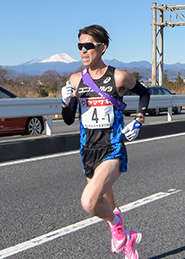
[
  {"xmin": 0, "ymin": 189, "xmax": 181, "ymax": 259},
  {"xmin": 0, "ymin": 150, "xmax": 80, "ymax": 167},
  {"xmin": 125, "ymin": 132, "xmax": 185, "ymax": 145},
  {"xmin": 1, "ymin": 132, "xmax": 185, "ymax": 168}
]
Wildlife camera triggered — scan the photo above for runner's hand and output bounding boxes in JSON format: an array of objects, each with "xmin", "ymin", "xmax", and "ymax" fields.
[
  {"xmin": 61, "ymin": 81, "xmax": 76, "ymax": 106},
  {"xmin": 122, "ymin": 120, "xmax": 142, "ymax": 141}
]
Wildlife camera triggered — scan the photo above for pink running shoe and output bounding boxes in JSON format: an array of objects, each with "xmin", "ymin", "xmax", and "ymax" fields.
[
  {"xmin": 110, "ymin": 210, "xmax": 127, "ymax": 253},
  {"xmin": 124, "ymin": 228, "xmax": 142, "ymax": 259}
]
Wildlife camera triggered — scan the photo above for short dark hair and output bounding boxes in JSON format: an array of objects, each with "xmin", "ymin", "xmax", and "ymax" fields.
[{"xmin": 78, "ymin": 25, "xmax": 111, "ymax": 47}]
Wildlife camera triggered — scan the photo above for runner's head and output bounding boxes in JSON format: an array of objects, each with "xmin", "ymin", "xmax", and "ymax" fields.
[{"xmin": 78, "ymin": 25, "xmax": 111, "ymax": 52}]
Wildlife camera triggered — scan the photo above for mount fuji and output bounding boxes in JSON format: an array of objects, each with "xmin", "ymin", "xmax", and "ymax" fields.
[
  {"xmin": 39, "ymin": 53, "xmax": 78, "ymax": 63},
  {"xmin": 4, "ymin": 53, "xmax": 185, "ymax": 79},
  {"xmin": 5, "ymin": 53, "xmax": 82, "ymax": 76}
]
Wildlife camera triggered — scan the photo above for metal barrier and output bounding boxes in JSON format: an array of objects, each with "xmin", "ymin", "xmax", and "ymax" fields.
[{"xmin": 0, "ymin": 95, "xmax": 185, "ymax": 136}]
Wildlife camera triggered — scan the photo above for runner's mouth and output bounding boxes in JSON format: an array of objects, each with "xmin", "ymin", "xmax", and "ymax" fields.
[{"xmin": 82, "ymin": 57, "xmax": 89, "ymax": 61}]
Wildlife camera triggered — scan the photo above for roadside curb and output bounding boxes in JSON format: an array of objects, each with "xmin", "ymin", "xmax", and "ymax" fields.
[
  {"xmin": 136, "ymin": 120, "xmax": 185, "ymax": 139},
  {"xmin": 1, "ymin": 120, "xmax": 185, "ymax": 163}
]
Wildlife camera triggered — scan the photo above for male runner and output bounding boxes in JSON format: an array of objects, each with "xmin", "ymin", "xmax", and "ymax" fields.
[{"xmin": 61, "ymin": 25, "xmax": 150, "ymax": 258}]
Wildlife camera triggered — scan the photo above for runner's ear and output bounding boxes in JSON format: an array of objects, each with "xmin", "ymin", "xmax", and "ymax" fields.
[{"xmin": 102, "ymin": 43, "xmax": 107, "ymax": 55}]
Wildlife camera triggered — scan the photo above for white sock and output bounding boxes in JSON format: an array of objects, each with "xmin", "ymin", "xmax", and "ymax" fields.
[{"xmin": 108, "ymin": 214, "xmax": 120, "ymax": 227}]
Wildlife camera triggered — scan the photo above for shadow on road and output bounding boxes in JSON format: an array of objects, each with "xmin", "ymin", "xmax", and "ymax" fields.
[{"xmin": 148, "ymin": 245, "xmax": 185, "ymax": 259}]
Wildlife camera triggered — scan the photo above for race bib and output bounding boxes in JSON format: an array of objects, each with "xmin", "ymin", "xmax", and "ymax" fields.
[{"xmin": 80, "ymin": 97, "xmax": 114, "ymax": 129}]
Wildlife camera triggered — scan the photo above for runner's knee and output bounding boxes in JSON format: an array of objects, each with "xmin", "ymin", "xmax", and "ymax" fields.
[{"xmin": 81, "ymin": 192, "xmax": 99, "ymax": 216}]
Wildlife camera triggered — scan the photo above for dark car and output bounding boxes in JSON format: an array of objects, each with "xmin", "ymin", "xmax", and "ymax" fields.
[
  {"xmin": 123, "ymin": 86, "xmax": 182, "ymax": 116},
  {"xmin": 0, "ymin": 86, "xmax": 45, "ymax": 136}
]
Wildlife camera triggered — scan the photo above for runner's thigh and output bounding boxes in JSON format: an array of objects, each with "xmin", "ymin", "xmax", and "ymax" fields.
[{"xmin": 88, "ymin": 158, "xmax": 121, "ymax": 198}]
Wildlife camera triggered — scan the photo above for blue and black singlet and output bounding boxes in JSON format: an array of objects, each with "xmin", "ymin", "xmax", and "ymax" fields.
[{"xmin": 76, "ymin": 66, "xmax": 127, "ymax": 178}]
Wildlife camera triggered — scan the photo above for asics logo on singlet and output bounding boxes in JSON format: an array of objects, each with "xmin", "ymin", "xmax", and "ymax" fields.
[
  {"xmin": 103, "ymin": 77, "xmax": 111, "ymax": 84},
  {"xmin": 78, "ymin": 85, "xmax": 113, "ymax": 93}
]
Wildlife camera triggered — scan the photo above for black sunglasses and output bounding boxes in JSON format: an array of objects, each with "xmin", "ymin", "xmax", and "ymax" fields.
[{"xmin": 77, "ymin": 42, "xmax": 102, "ymax": 51}]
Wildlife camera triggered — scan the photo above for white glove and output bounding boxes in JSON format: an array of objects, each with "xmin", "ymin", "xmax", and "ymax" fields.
[
  {"xmin": 122, "ymin": 120, "xmax": 142, "ymax": 141},
  {"xmin": 61, "ymin": 81, "xmax": 76, "ymax": 106}
]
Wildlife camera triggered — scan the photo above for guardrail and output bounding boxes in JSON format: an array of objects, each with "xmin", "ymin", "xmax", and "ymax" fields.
[{"xmin": 0, "ymin": 95, "xmax": 185, "ymax": 136}]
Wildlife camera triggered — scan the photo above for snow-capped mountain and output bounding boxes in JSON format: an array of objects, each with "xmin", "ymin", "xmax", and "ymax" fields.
[
  {"xmin": 3, "ymin": 53, "xmax": 185, "ymax": 78},
  {"xmin": 24, "ymin": 58, "xmax": 42, "ymax": 65},
  {"xmin": 4, "ymin": 53, "xmax": 81, "ymax": 76},
  {"xmin": 39, "ymin": 53, "xmax": 78, "ymax": 63}
]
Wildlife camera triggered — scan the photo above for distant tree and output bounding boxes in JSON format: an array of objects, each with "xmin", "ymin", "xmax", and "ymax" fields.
[
  {"xmin": 40, "ymin": 89, "xmax": 49, "ymax": 97},
  {"xmin": 132, "ymin": 72, "xmax": 142, "ymax": 81},
  {"xmin": 41, "ymin": 70, "xmax": 61, "ymax": 79},
  {"xmin": 40, "ymin": 70, "xmax": 62, "ymax": 96},
  {"xmin": 176, "ymin": 72, "xmax": 183, "ymax": 85},
  {"xmin": 0, "ymin": 66, "xmax": 12, "ymax": 83},
  {"xmin": 60, "ymin": 73, "xmax": 71, "ymax": 87},
  {"xmin": 163, "ymin": 70, "xmax": 169, "ymax": 84},
  {"xmin": 164, "ymin": 71, "xmax": 185, "ymax": 94}
]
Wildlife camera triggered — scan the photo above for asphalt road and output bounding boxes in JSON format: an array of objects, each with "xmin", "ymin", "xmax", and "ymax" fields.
[{"xmin": 0, "ymin": 133, "xmax": 185, "ymax": 258}]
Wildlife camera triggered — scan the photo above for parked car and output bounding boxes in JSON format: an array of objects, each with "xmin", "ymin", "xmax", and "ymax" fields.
[
  {"xmin": 123, "ymin": 86, "xmax": 182, "ymax": 116},
  {"xmin": 0, "ymin": 86, "xmax": 45, "ymax": 136}
]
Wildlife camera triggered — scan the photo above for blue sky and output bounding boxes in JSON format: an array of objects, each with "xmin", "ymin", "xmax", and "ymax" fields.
[{"xmin": 0, "ymin": 0, "xmax": 185, "ymax": 66}]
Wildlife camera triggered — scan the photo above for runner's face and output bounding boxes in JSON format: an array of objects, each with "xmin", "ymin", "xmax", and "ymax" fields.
[{"xmin": 79, "ymin": 34, "xmax": 104, "ymax": 67}]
